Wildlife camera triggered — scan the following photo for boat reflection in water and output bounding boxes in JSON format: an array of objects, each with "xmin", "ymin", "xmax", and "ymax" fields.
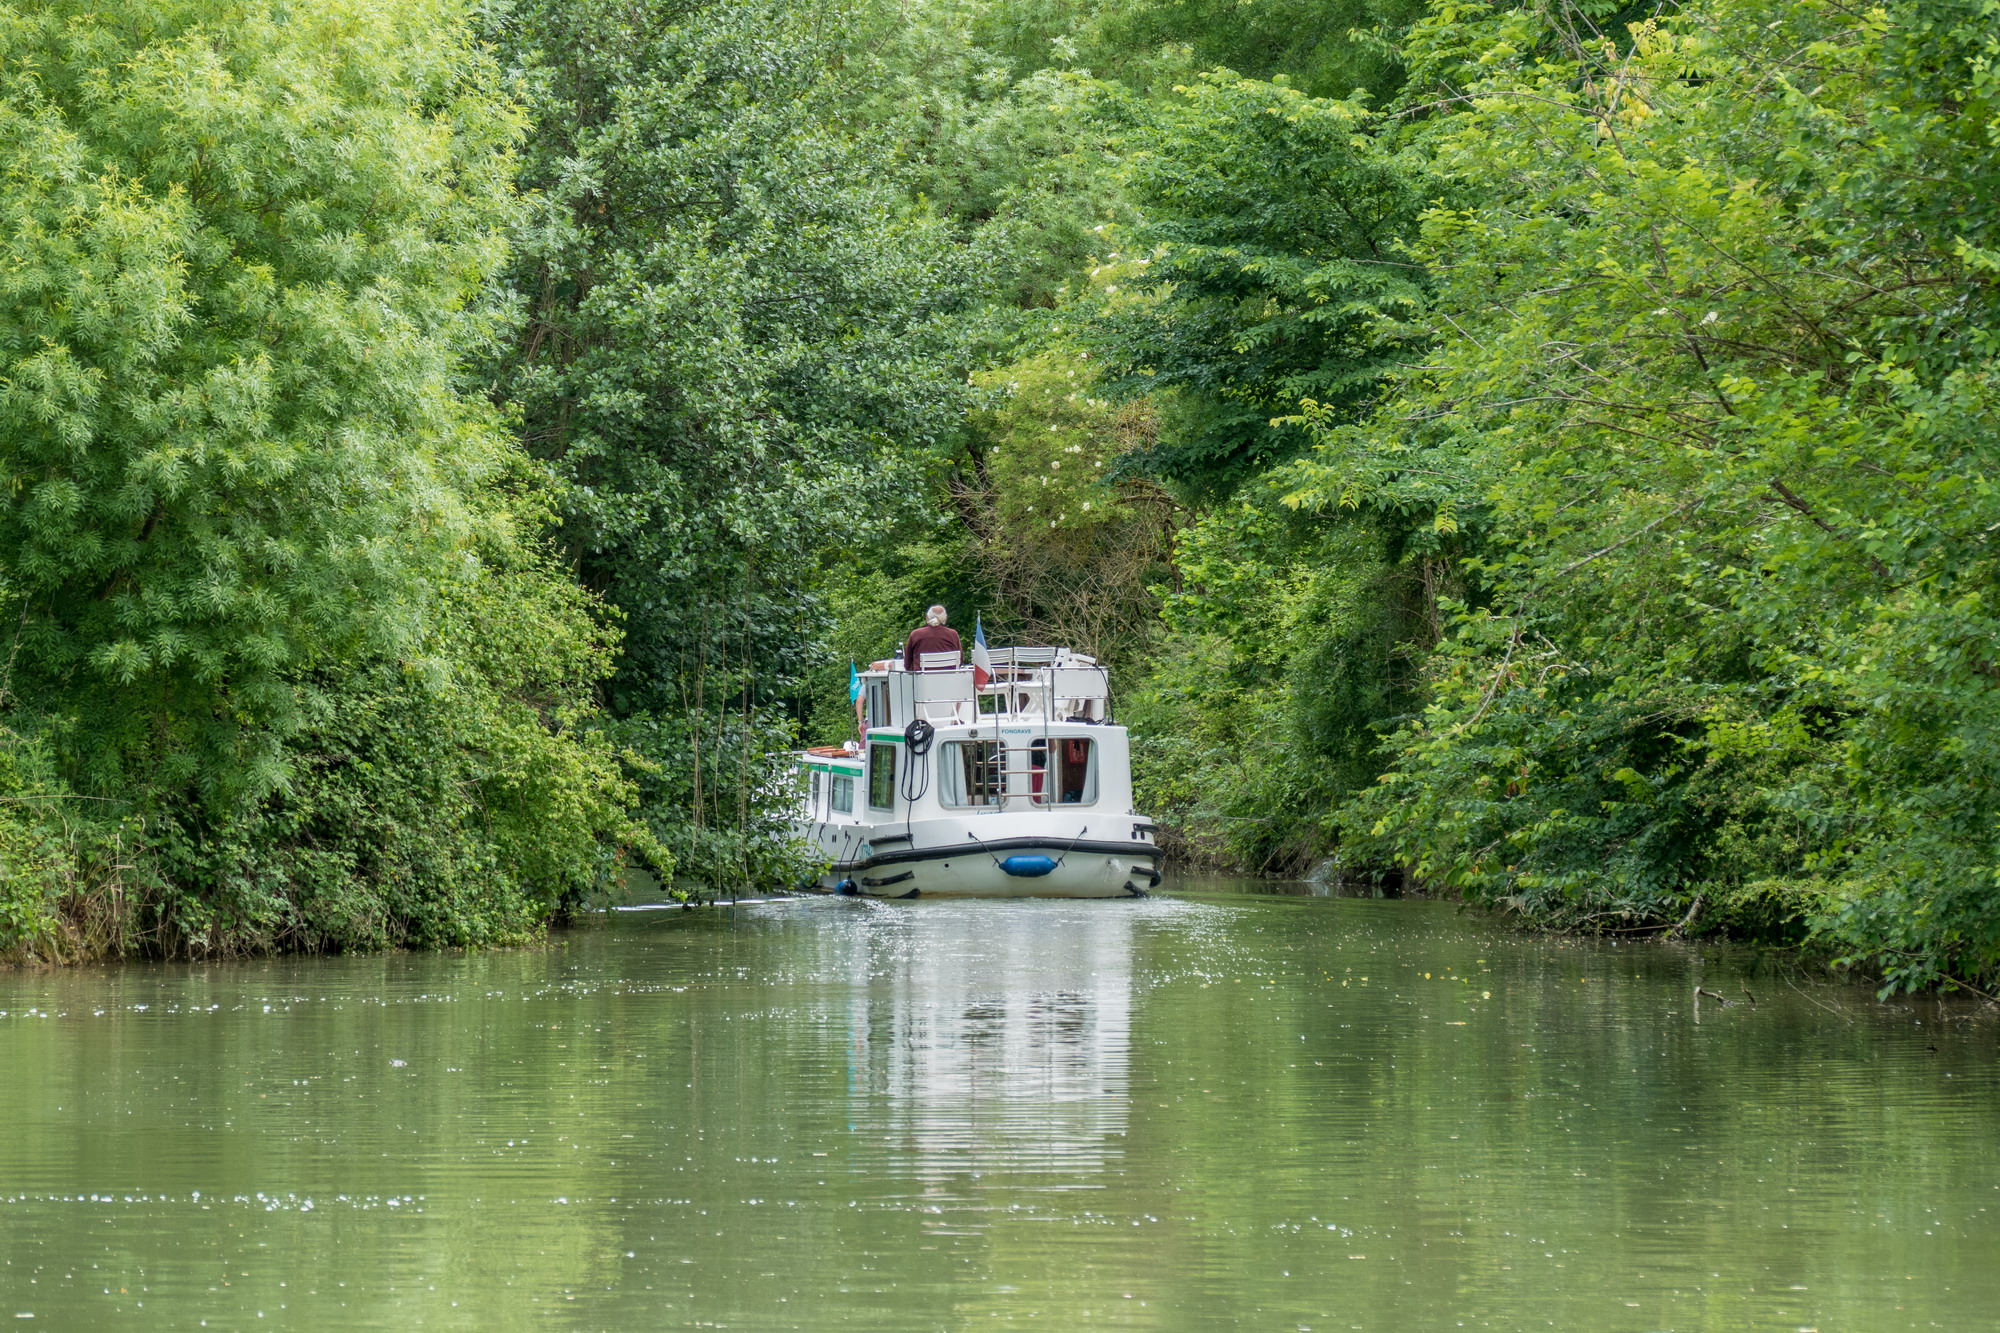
[{"xmin": 830, "ymin": 902, "xmax": 1135, "ymax": 1219}]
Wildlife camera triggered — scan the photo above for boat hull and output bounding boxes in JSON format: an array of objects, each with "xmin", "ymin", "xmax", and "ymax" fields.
[
  {"xmin": 793, "ymin": 700, "xmax": 1158, "ymax": 900},
  {"xmin": 805, "ymin": 838, "xmax": 1160, "ymax": 899}
]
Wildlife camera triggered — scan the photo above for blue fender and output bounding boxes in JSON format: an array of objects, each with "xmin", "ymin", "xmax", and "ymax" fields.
[{"xmin": 999, "ymin": 854, "xmax": 1058, "ymax": 878}]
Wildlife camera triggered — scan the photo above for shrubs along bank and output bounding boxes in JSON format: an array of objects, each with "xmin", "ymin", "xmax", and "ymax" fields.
[
  {"xmin": 824, "ymin": 0, "xmax": 2000, "ymax": 995},
  {"xmin": 0, "ymin": 0, "xmax": 971, "ymax": 961},
  {"xmin": 6, "ymin": 0, "xmax": 2000, "ymax": 997},
  {"xmin": 1132, "ymin": 0, "xmax": 2000, "ymax": 996},
  {"xmin": 1310, "ymin": 0, "xmax": 2000, "ymax": 995},
  {"xmin": 0, "ymin": 0, "xmax": 640, "ymax": 960}
]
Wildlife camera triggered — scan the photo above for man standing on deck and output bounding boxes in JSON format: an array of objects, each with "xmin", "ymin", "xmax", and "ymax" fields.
[{"xmin": 904, "ymin": 605, "xmax": 962, "ymax": 666}]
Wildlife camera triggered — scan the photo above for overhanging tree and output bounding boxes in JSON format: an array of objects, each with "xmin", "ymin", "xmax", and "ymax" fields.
[
  {"xmin": 0, "ymin": 0, "xmax": 639, "ymax": 958},
  {"xmin": 489, "ymin": 0, "xmax": 980, "ymax": 886}
]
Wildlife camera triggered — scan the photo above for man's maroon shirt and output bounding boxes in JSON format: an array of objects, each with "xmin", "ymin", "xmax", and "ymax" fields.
[{"xmin": 904, "ymin": 624, "xmax": 962, "ymax": 663}]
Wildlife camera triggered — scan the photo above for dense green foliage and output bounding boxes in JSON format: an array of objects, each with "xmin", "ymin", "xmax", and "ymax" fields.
[
  {"xmin": 1, "ymin": 0, "xmax": 636, "ymax": 960},
  {"xmin": 836, "ymin": 0, "xmax": 2000, "ymax": 992},
  {"xmin": 1323, "ymin": 0, "xmax": 2000, "ymax": 991},
  {"xmin": 0, "ymin": 0, "xmax": 516, "ymax": 792},
  {"xmin": 486, "ymin": 0, "xmax": 979, "ymax": 891},
  {"xmin": 5, "ymin": 0, "xmax": 1997, "ymax": 994},
  {"xmin": 1017, "ymin": 0, "xmax": 2000, "ymax": 992},
  {"xmin": 1091, "ymin": 72, "xmax": 1435, "ymax": 491}
]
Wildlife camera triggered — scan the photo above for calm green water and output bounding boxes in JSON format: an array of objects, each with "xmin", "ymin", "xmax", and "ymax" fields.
[{"xmin": 2, "ymin": 883, "xmax": 1996, "ymax": 1331}]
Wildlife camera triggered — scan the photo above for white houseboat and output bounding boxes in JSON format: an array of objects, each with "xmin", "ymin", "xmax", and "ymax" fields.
[{"xmin": 792, "ymin": 647, "xmax": 1161, "ymax": 898}]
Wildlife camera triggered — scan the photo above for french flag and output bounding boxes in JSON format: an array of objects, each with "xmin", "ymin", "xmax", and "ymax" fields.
[{"xmin": 972, "ymin": 615, "xmax": 992, "ymax": 688}]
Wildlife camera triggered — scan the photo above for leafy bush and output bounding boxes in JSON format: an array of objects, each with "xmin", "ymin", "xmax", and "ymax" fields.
[
  {"xmin": 1323, "ymin": 0, "xmax": 2000, "ymax": 991},
  {"xmin": 488, "ymin": 0, "xmax": 982, "ymax": 887},
  {"xmin": 0, "ymin": 0, "xmax": 643, "ymax": 958}
]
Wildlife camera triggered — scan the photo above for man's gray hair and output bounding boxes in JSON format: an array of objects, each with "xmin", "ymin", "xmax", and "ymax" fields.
[{"xmin": 925, "ymin": 604, "xmax": 948, "ymax": 626}]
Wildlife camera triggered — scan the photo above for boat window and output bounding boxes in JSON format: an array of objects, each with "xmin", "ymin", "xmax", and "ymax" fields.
[
  {"xmin": 868, "ymin": 744, "xmax": 896, "ymax": 810},
  {"xmin": 939, "ymin": 742, "xmax": 1003, "ymax": 807},
  {"xmin": 830, "ymin": 773, "xmax": 855, "ymax": 815},
  {"xmin": 866, "ymin": 680, "xmax": 890, "ymax": 729},
  {"xmin": 1031, "ymin": 737, "xmax": 1097, "ymax": 805},
  {"xmin": 811, "ymin": 771, "xmax": 822, "ymax": 812}
]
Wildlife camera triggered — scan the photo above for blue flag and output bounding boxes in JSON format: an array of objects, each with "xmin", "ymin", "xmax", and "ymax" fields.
[{"xmin": 848, "ymin": 661, "xmax": 862, "ymax": 703}]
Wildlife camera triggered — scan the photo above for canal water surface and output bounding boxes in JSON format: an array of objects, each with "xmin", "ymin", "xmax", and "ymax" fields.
[{"xmin": 2, "ymin": 882, "xmax": 1996, "ymax": 1330}]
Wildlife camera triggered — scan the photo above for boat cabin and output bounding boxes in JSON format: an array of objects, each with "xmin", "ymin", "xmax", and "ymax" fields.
[
  {"xmin": 800, "ymin": 646, "xmax": 1128, "ymax": 826},
  {"xmin": 792, "ymin": 643, "xmax": 1155, "ymax": 897}
]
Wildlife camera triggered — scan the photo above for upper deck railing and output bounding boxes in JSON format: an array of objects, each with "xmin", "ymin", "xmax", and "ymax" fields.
[{"xmin": 859, "ymin": 647, "xmax": 1111, "ymax": 730}]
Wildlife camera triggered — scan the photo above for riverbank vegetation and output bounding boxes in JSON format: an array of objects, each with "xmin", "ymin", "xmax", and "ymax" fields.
[
  {"xmin": 3, "ymin": 0, "xmax": 1996, "ymax": 993},
  {"xmin": 0, "ymin": 0, "xmax": 642, "ymax": 959}
]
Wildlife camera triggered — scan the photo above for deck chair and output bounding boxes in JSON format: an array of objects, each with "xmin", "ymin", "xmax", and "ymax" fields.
[{"xmin": 913, "ymin": 662, "xmax": 974, "ymax": 723}]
